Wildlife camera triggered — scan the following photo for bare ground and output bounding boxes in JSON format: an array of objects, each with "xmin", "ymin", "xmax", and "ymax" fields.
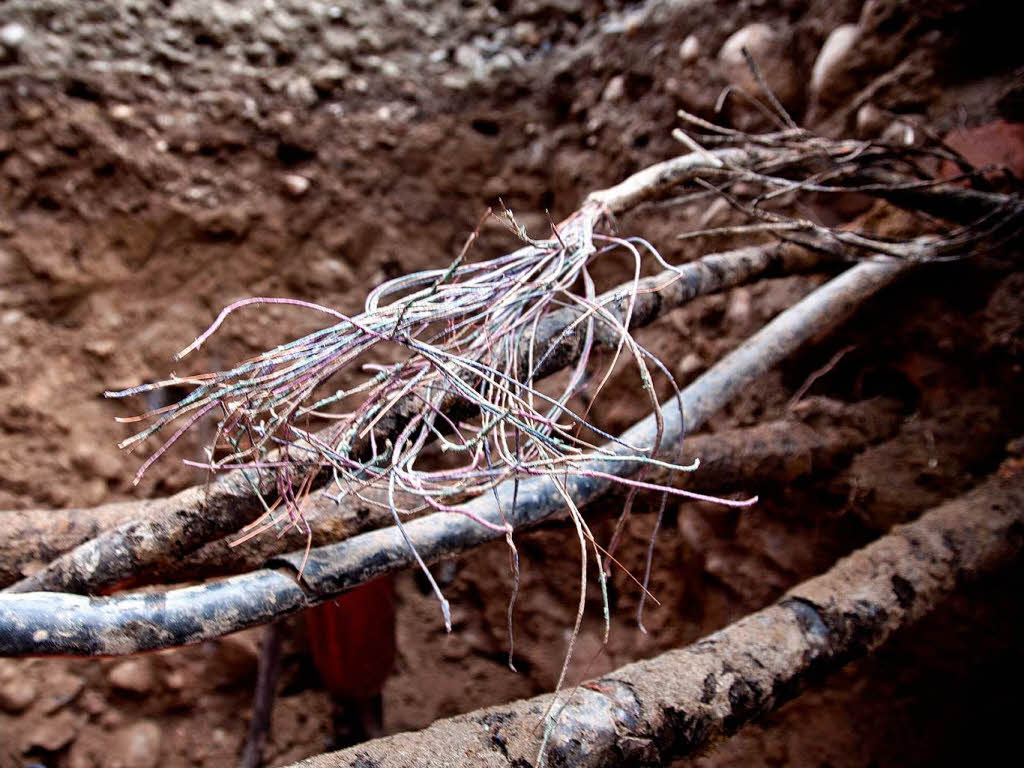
[{"xmin": 1, "ymin": 1, "xmax": 1023, "ymax": 766}]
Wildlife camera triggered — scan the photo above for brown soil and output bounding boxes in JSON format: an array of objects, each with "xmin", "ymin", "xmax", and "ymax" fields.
[{"xmin": 2, "ymin": 1, "xmax": 1023, "ymax": 767}]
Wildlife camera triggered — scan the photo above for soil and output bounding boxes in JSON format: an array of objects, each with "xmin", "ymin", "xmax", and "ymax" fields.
[{"xmin": 1, "ymin": 1, "xmax": 1023, "ymax": 767}]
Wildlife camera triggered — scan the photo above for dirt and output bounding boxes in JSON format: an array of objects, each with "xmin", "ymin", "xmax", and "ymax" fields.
[{"xmin": 1, "ymin": 1, "xmax": 1023, "ymax": 767}]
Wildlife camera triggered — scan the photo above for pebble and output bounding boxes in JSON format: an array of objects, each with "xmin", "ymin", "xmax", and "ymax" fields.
[
  {"xmin": 84, "ymin": 338, "xmax": 117, "ymax": 358},
  {"xmin": 512, "ymin": 21, "xmax": 541, "ymax": 47},
  {"xmin": 0, "ymin": 21, "xmax": 27, "ymax": 53},
  {"xmin": 442, "ymin": 71, "xmax": 471, "ymax": 90},
  {"xmin": 725, "ymin": 286, "xmax": 753, "ymax": 328},
  {"xmin": 323, "ymin": 27, "xmax": 358, "ymax": 57},
  {"xmin": 856, "ymin": 103, "xmax": 886, "ymax": 137},
  {"xmin": 454, "ymin": 42, "xmax": 484, "ymax": 73},
  {"xmin": 881, "ymin": 119, "xmax": 917, "ymax": 147},
  {"xmin": 718, "ymin": 23, "xmax": 800, "ymax": 110},
  {"xmin": 810, "ymin": 24, "xmax": 861, "ymax": 104},
  {"xmin": 285, "ymin": 75, "xmax": 317, "ymax": 106},
  {"xmin": 163, "ymin": 669, "xmax": 187, "ymax": 690},
  {"xmin": 193, "ymin": 206, "xmax": 252, "ymax": 239},
  {"xmin": 602, "ymin": 74, "xmax": 625, "ymax": 103},
  {"xmin": 107, "ymin": 659, "xmax": 154, "ymax": 695},
  {"xmin": 108, "ymin": 103, "xmax": 135, "ymax": 121},
  {"xmin": 0, "ymin": 675, "xmax": 36, "ymax": 713},
  {"xmin": 108, "ymin": 721, "xmax": 162, "ymax": 768},
  {"xmin": 677, "ymin": 352, "xmax": 706, "ymax": 379},
  {"xmin": 282, "ymin": 173, "xmax": 311, "ymax": 197},
  {"xmin": 679, "ymin": 34, "xmax": 700, "ymax": 64}
]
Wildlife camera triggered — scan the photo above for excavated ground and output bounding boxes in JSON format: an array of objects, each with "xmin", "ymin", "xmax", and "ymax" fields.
[{"xmin": 1, "ymin": 1, "xmax": 1023, "ymax": 766}]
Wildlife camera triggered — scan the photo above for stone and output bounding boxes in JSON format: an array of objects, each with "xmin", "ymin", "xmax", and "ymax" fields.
[
  {"xmin": 810, "ymin": 24, "xmax": 861, "ymax": 104},
  {"xmin": 0, "ymin": 22, "xmax": 27, "ymax": 57},
  {"xmin": 677, "ymin": 352, "xmax": 705, "ymax": 379},
  {"xmin": 285, "ymin": 76, "xmax": 317, "ymax": 106},
  {"xmin": 107, "ymin": 659, "xmax": 154, "ymax": 694},
  {"xmin": 856, "ymin": 103, "xmax": 886, "ymax": 137},
  {"xmin": 0, "ymin": 675, "xmax": 36, "ymax": 713},
  {"xmin": 512, "ymin": 21, "xmax": 541, "ymax": 47},
  {"xmin": 108, "ymin": 104, "xmax": 135, "ymax": 121},
  {"xmin": 718, "ymin": 23, "xmax": 800, "ymax": 110},
  {"xmin": 78, "ymin": 689, "xmax": 107, "ymax": 715},
  {"xmin": 84, "ymin": 338, "xmax": 116, "ymax": 358},
  {"xmin": 442, "ymin": 71, "xmax": 471, "ymax": 91},
  {"xmin": 281, "ymin": 173, "xmax": 310, "ymax": 197},
  {"xmin": 163, "ymin": 669, "xmax": 187, "ymax": 690},
  {"xmin": 358, "ymin": 28, "xmax": 385, "ymax": 53},
  {"xmin": 108, "ymin": 720, "xmax": 162, "ymax": 768},
  {"xmin": 194, "ymin": 206, "xmax": 252, "ymax": 239},
  {"xmin": 323, "ymin": 27, "xmax": 358, "ymax": 58},
  {"xmin": 881, "ymin": 119, "xmax": 917, "ymax": 147},
  {"xmin": 679, "ymin": 34, "xmax": 700, "ymax": 64},
  {"xmin": 39, "ymin": 670, "xmax": 85, "ymax": 714},
  {"xmin": 602, "ymin": 74, "xmax": 625, "ymax": 103},
  {"xmin": 23, "ymin": 710, "xmax": 83, "ymax": 752},
  {"xmin": 312, "ymin": 63, "xmax": 348, "ymax": 92},
  {"xmin": 725, "ymin": 286, "xmax": 753, "ymax": 329},
  {"xmin": 454, "ymin": 43, "xmax": 483, "ymax": 73}
]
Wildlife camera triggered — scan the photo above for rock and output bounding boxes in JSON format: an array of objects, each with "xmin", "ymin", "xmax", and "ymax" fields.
[
  {"xmin": 311, "ymin": 63, "xmax": 348, "ymax": 92},
  {"xmin": 881, "ymin": 119, "xmax": 918, "ymax": 147},
  {"xmin": 84, "ymin": 338, "xmax": 116, "ymax": 358},
  {"xmin": 163, "ymin": 669, "xmax": 187, "ymax": 690},
  {"xmin": 810, "ymin": 24, "xmax": 861, "ymax": 104},
  {"xmin": 602, "ymin": 74, "xmax": 625, "ymax": 103},
  {"xmin": 454, "ymin": 43, "xmax": 483, "ymax": 74},
  {"xmin": 358, "ymin": 28, "xmax": 385, "ymax": 54},
  {"xmin": 108, "ymin": 103, "xmax": 134, "ymax": 121},
  {"xmin": 512, "ymin": 21, "xmax": 541, "ymax": 47},
  {"xmin": 193, "ymin": 206, "xmax": 252, "ymax": 239},
  {"xmin": 281, "ymin": 173, "xmax": 310, "ymax": 197},
  {"xmin": 107, "ymin": 659, "xmax": 154, "ymax": 694},
  {"xmin": 0, "ymin": 22, "xmax": 27, "ymax": 61},
  {"xmin": 679, "ymin": 34, "xmax": 700, "ymax": 64},
  {"xmin": 725, "ymin": 286, "xmax": 753, "ymax": 329},
  {"xmin": 677, "ymin": 352, "xmax": 706, "ymax": 379},
  {"xmin": 108, "ymin": 721, "xmax": 162, "ymax": 768},
  {"xmin": 323, "ymin": 27, "xmax": 358, "ymax": 57},
  {"xmin": 285, "ymin": 76, "xmax": 317, "ymax": 106},
  {"xmin": 855, "ymin": 102, "xmax": 886, "ymax": 137},
  {"xmin": 39, "ymin": 670, "xmax": 85, "ymax": 714},
  {"xmin": 0, "ymin": 675, "xmax": 36, "ymax": 713},
  {"xmin": 24, "ymin": 710, "xmax": 83, "ymax": 752},
  {"xmin": 718, "ymin": 23, "xmax": 801, "ymax": 110},
  {"xmin": 441, "ymin": 71, "xmax": 471, "ymax": 90},
  {"xmin": 78, "ymin": 689, "xmax": 107, "ymax": 715},
  {"xmin": 101, "ymin": 707, "xmax": 126, "ymax": 729}
]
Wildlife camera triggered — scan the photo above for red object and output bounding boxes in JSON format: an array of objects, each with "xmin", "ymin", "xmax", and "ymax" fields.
[{"xmin": 304, "ymin": 576, "xmax": 397, "ymax": 699}]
